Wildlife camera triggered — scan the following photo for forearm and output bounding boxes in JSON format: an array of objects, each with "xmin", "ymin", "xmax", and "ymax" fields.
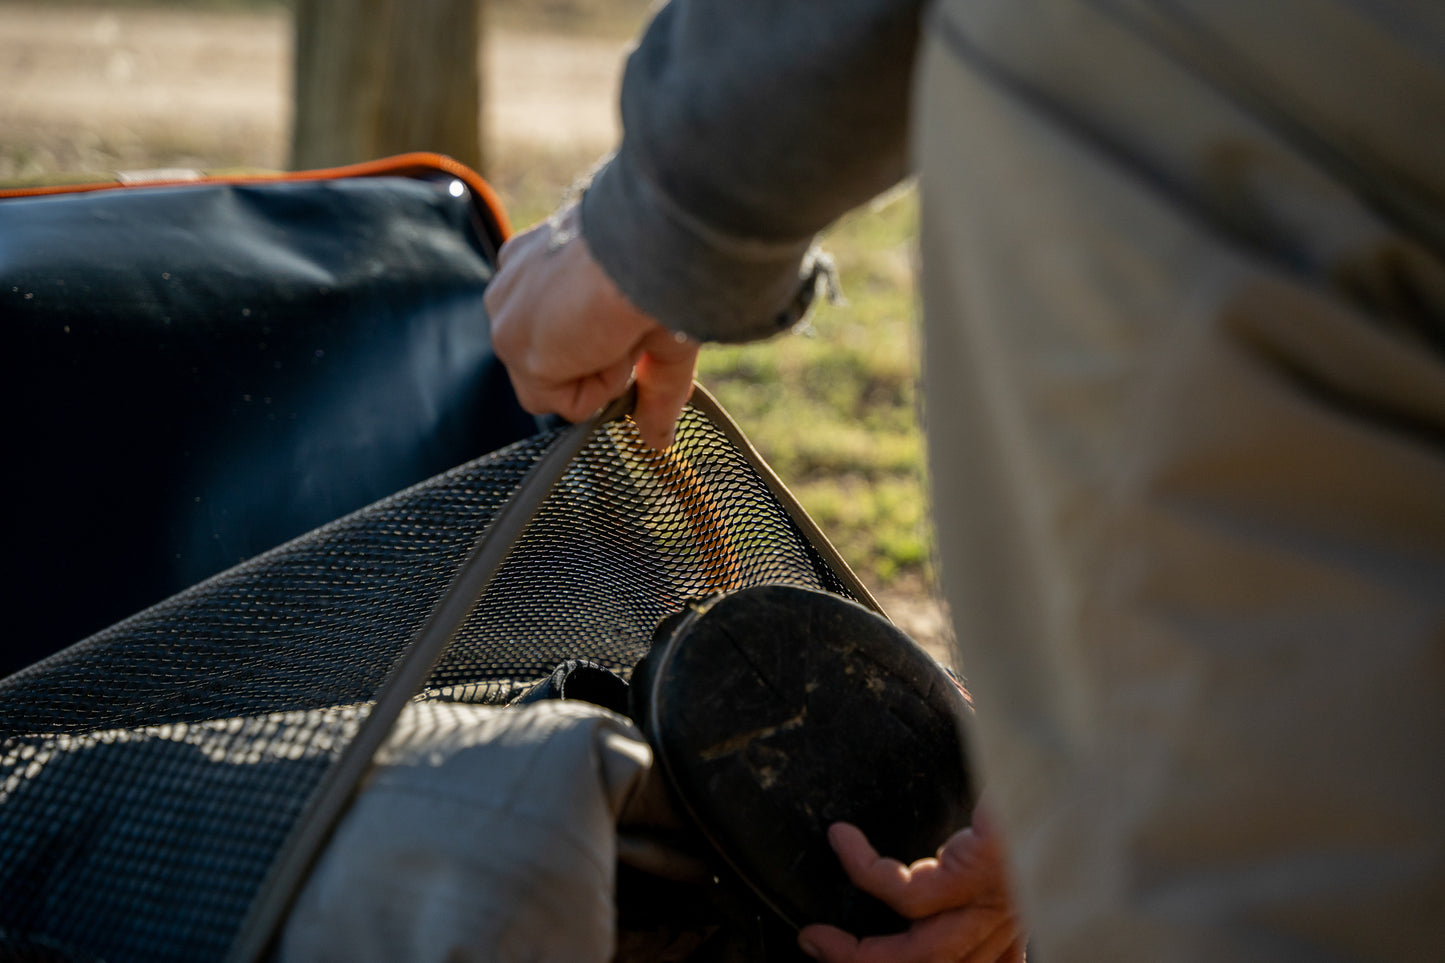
[{"xmin": 582, "ymin": 0, "xmax": 923, "ymax": 342}]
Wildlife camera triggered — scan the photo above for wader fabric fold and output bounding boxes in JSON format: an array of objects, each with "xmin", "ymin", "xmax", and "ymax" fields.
[{"xmin": 920, "ymin": 3, "xmax": 1445, "ymax": 959}]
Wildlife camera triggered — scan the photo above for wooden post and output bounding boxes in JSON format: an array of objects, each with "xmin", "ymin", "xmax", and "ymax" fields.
[{"xmin": 291, "ymin": 0, "xmax": 484, "ymax": 171}]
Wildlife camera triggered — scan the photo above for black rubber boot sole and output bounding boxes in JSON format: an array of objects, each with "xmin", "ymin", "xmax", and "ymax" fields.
[{"xmin": 641, "ymin": 584, "xmax": 976, "ymax": 936}]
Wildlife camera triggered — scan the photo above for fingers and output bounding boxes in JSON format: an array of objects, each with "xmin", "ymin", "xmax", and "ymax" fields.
[
  {"xmin": 486, "ymin": 210, "xmax": 693, "ymax": 448},
  {"xmin": 559, "ymin": 356, "xmax": 639, "ymax": 424},
  {"xmin": 798, "ymin": 905, "xmax": 1021, "ymax": 963},
  {"xmin": 517, "ymin": 323, "xmax": 693, "ymax": 445},
  {"xmin": 828, "ymin": 823, "xmax": 1006, "ymax": 921},
  {"xmin": 803, "ymin": 822, "xmax": 1026, "ymax": 962},
  {"xmin": 934, "ymin": 824, "xmax": 1007, "ymax": 901},
  {"xmin": 632, "ymin": 328, "xmax": 700, "ymax": 450},
  {"xmin": 827, "ymin": 823, "xmax": 918, "ymax": 914}
]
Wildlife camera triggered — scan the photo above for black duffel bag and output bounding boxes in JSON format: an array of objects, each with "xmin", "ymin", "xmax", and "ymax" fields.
[{"xmin": 1, "ymin": 154, "xmax": 537, "ymax": 675}]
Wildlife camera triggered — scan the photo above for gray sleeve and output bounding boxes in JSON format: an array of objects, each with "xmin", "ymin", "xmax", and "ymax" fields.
[{"xmin": 580, "ymin": 0, "xmax": 923, "ymax": 343}]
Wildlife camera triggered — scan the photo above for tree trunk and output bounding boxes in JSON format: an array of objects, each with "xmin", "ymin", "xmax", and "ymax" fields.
[{"xmin": 291, "ymin": 0, "xmax": 484, "ymax": 171}]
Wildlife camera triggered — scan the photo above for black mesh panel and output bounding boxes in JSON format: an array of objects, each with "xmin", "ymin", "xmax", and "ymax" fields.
[{"xmin": 0, "ymin": 399, "xmax": 862, "ymax": 962}]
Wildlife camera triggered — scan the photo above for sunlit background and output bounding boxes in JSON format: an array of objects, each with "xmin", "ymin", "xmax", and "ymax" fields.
[{"xmin": 1, "ymin": 0, "xmax": 951, "ymax": 659}]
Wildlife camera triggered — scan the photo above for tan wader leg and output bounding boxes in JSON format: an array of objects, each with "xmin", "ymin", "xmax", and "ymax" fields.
[
  {"xmin": 915, "ymin": 5, "xmax": 1445, "ymax": 960},
  {"xmin": 278, "ymin": 701, "xmax": 651, "ymax": 963}
]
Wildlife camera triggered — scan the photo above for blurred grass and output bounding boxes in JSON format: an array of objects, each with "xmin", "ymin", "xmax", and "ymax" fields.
[
  {"xmin": 36, "ymin": 0, "xmax": 656, "ymax": 37},
  {"xmin": 693, "ymin": 190, "xmax": 932, "ymax": 589},
  {"xmin": 36, "ymin": 0, "xmax": 285, "ymax": 9},
  {"xmin": 489, "ymin": 0, "xmax": 654, "ymax": 38}
]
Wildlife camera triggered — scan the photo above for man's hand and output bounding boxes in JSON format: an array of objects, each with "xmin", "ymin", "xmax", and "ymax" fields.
[
  {"xmin": 485, "ymin": 205, "xmax": 699, "ymax": 450},
  {"xmin": 798, "ymin": 814, "xmax": 1026, "ymax": 963}
]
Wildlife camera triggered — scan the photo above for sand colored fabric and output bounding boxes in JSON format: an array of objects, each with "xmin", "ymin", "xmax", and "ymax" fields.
[
  {"xmin": 580, "ymin": 0, "xmax": 1445, "ymax": 959},
  {"xmin": 919, "ymin": 3, "xmax": 1445, "ymax": 959},
  {"xmin": 278, "ymin": 700, "xmax": 651, "ymax": 963}
]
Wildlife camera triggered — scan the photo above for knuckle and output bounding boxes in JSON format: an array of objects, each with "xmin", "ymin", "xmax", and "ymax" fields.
[
  {"xmin": 490, "ymin": 324, "xmax": 521, "ymax": 361},
  {"xmin": 894, "ymin": 895, "xmax": 933, "ymax": 920}
]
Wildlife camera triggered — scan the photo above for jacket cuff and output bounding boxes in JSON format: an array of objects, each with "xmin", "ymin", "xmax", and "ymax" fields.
[{"xmin": 579, "ymin": 151, "xmax": 834, "ymax": 344}]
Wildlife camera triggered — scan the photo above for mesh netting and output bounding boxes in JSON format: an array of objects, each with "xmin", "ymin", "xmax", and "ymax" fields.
[{"xmin": 0, "ymin": 395, "xmax": 866, "ymax": 962}]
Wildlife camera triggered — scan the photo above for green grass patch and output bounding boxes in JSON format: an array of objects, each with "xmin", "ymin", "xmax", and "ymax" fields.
[{"xmin": 692, "ymin": 191, "xmax": 933, "ymax": 591}]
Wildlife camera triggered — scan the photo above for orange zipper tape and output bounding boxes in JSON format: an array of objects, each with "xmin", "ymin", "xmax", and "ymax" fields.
[{"xmin": 0, "ymin": 151, "xmax": 512, "ymax": 240}]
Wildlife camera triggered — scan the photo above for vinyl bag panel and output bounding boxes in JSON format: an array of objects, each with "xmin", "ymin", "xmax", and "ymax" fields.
[{"xmin": 1, "ymin": 156, "xmax": 535, "ymax": 673}]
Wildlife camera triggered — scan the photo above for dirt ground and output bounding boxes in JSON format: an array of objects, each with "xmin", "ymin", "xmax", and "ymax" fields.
[
  {"xmin": 0, "ymin": 2, "xmax": 625, "ymax": 176},
  {"xmin": 0, "ymin": 2, "xmax": 956, "ymax": 664}
]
